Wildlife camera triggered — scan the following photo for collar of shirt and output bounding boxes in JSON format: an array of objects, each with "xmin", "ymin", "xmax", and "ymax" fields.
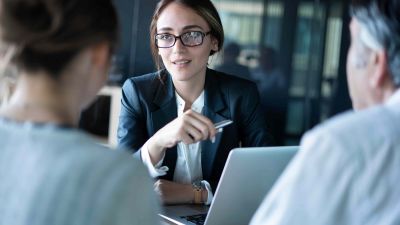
[{"xmin": 175, "ymin": 90, "xmax": 205, "ymax": 115}]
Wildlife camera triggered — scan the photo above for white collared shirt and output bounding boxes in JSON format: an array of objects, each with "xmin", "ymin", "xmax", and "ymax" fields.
[
  {"xmin": 141, "ymin": 90, "xmax": 213, "ymax": 205},
  {"xmin": 250, "ymin": 89, "xmax": 400, "ymax": 225}
]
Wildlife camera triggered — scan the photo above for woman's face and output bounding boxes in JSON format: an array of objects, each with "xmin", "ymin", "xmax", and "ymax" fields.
[{"xmin": 156, "ymin": 2, "xmax": 218, "ymax": 83}]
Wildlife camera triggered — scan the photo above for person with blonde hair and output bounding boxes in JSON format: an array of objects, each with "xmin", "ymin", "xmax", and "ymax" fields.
[{"xmin": 0, "ymin": 0, "xmax": 160, "ymax": 224}]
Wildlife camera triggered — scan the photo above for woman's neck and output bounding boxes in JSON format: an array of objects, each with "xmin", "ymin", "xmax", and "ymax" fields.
[
  {"xmin": 0, "ymin": 73, "xmax": 80, "ymax": 127},
  {"xmin": 172, "ymin": 70, "xmax": 206, "ymax": 106}
]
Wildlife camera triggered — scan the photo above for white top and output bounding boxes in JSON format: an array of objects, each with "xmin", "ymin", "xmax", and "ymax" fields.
[
  {"xmin": 251, "ymin": 89, "xmax": 400, "ymax": 225},
  {"xmin": 141, "ymin": 90, "xmax": 213, "ymax": 205},
  {"xmin": 0, "ymin": 119, "xmax": 160, "ymax": 225}
]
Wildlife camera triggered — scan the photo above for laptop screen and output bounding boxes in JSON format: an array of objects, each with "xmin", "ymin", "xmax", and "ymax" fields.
[{"xmin": 160, "ymin": 146, "xmax": 298, "ymax": 225}]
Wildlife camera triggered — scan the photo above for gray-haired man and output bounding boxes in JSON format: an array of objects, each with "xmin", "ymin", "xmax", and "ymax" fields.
[{"xmin": 251, "ymin": 0, "xmax": 400, "ymax": 224}]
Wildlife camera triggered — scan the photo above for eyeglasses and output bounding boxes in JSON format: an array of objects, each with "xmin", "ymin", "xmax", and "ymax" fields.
[{"xmin": 155, "ymin": 31, "xmax": 211, "ymax": 48}]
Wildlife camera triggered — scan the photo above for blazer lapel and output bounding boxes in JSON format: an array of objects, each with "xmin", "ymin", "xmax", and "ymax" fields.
[
  {"xmin": 151, "ymin": 72, "xmax": 177, "ymax": 179},
  {"xmin": 201, "ymin": 69, "xmax": 230, "ymax": 179}
]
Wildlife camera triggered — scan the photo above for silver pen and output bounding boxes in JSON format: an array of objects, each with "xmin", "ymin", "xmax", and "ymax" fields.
[{"xmin": 214, "ymin": 120, "xmax": 233, "ymax": 132}]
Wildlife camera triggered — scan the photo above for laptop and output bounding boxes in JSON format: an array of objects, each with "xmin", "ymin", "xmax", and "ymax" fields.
[{"xmin": 159, "ymin": 146, "xmax": 298, "ymax": 225}]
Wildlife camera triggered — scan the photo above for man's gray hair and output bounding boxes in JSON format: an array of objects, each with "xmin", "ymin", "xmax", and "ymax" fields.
[{"xmin": 350, "ymin": 0, "xmax": 400, "ymax": 87}]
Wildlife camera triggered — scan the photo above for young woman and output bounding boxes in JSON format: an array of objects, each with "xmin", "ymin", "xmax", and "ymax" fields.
[
  {"xmin": 118, "ymin": 0, "xmax": 272, "ymax": 205},
  {"xmin": 0, "ymin": 0, "xmax": 159, "ymax": 224}
]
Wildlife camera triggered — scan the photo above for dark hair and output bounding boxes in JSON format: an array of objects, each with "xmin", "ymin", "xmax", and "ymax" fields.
[
  {"xmin": 259, "ymin": 46, "xmax": 278, "ymax": 70},
  {"xmin": 350, "ymin": 0, "xmax": 400, "ymax": 86},
  {"xmin": 0, "ymin": 0, "xmax": 119, "ymax": 77},
  {"xmin": 149, "ymin": 0, "xmax": 224, "ymax": 71}
]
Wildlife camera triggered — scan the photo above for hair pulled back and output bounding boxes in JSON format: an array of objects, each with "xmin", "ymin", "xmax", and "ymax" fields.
[{"xmin": 0, "ymin": 0, "xmax": 119, "ymax": 77}]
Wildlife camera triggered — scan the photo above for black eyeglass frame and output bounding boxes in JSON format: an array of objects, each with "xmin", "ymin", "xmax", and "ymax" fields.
[{"xmin": 155, "ymin": 31, "xmax": 211, "ymax": 48}]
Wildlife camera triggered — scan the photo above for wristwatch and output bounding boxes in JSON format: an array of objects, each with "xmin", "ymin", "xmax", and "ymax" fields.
[{"xmin": 192, "ymin": 180, "xmax": 203, "ymax": 204}]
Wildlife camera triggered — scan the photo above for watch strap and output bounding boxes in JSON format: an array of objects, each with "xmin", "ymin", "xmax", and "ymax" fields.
[{"xmin": 192, "ymin": 181, "xmax": 203, "ymax": 204}]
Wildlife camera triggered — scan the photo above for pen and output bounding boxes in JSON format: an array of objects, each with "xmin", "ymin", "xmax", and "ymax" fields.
[{"xmin": 214, "ymin": 120, "xmax": 233, "ymax": 132}]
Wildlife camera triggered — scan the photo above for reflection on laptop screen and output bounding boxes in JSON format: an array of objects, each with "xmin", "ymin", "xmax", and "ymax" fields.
[{"xmin": 160, "ymin": 146, "xmax": 298, "ymax": 225}]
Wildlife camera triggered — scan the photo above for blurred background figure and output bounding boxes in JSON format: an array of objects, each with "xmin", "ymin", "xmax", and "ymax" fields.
[
  {"xmin": 215, "ymin": 42, "xmax": 251, "ymax": 80},
  {"xmin": 251, "ymin": 46, "xmax": 288, "ymax": 145}
]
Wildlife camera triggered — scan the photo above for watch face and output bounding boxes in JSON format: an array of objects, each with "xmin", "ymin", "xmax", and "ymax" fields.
[
  {"xmin": 192, "ymin": 180, "xmax": 203, "ymax": 189},
  {"xmin": 192, "ymin": 181, "xmax": 203, "ymax": 204}
]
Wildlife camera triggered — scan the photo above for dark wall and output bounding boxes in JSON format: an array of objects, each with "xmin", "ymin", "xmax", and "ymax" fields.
[
  {"xmin": 113, "ymin": 0, "xmax": 157, "ymax": 82},
  {"xmin": 329, "ymin": 4, "xmax": 352, "ymax": 116}
]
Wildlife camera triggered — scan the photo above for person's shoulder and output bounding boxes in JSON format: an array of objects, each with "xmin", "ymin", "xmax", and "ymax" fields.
[
  {"xmin": 319, "ymin": 105, "xmax": 390, "ymax": 131},
  {"xmin": 124, "ymin": 71, "xmax": 160, "ymax": 86},
  {"xmin": 6, "ymin": 126, "xmax": 148, "ymax": 179},
  {"xmin": 53, "ymin": 131, "xmax": 158, "ymax": 222},
  {"xmin": 210, "ymin": 68, "xmax": 256, "ymax": 88},
  {"xmin": 57, "ymin": 130, "xmax": 145, "ymax": 171},
  {"xmin": 67, "ymin": 134, "xmax": 153, "ymax": 190},
  {"xmin": 305, "ymin": 104, "xmax": 398, "ymax": 150},
  {"xmin": 121, "ymin": 70, "xmax": 167, "ymax": 100}
]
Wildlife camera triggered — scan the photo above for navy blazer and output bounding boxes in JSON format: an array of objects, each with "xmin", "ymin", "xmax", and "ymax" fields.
[{"xmin": 117, "ymin": 68, "xmax": 272, "ymax": 191}]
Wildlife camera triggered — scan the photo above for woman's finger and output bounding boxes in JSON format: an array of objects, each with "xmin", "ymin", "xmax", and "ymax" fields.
[{"xmin": 184, "ymin": 110, "xmax": 216, "ymax": 139}]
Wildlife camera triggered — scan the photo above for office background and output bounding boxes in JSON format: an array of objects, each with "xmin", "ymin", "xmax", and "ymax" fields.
[{"xmin": 81, "ymin": 0, "xmax": 353, "ymax": 146}]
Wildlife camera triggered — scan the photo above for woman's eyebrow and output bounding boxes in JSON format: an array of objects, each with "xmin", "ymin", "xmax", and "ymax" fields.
[
  {"xmin": 157, "ymin": 25, "xmax": 204, "ymax": 33},
  {"xmin": 157, "ymin": 27, "xmax": 173, "ymax": 32},
  {"xmin": 182, "ymin": 25, "xmax": 204, "ymax": 31}
]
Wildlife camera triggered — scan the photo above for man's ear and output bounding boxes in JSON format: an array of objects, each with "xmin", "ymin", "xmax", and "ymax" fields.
[
  {"xmin": 369, "ymin": 50, "xmax": 389, "ymax": 88},
  {"xmin": 91, "ymin": 42, "xmax": 110, "ymax": 70}
]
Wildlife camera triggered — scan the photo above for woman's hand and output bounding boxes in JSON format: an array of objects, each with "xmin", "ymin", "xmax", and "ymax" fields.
[
  {"xmin": 147, "ymin": 109, "xmax": 216, "ymax": 163},
  {"xmin": 154, "ymin": 179, "xmax": 193, "ymax": 205}
]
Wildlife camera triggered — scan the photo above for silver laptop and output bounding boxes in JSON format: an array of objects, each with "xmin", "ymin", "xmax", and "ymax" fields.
[{"xmin": 159, "ymin": 146, "xmax": 298, "ymax": 225}]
